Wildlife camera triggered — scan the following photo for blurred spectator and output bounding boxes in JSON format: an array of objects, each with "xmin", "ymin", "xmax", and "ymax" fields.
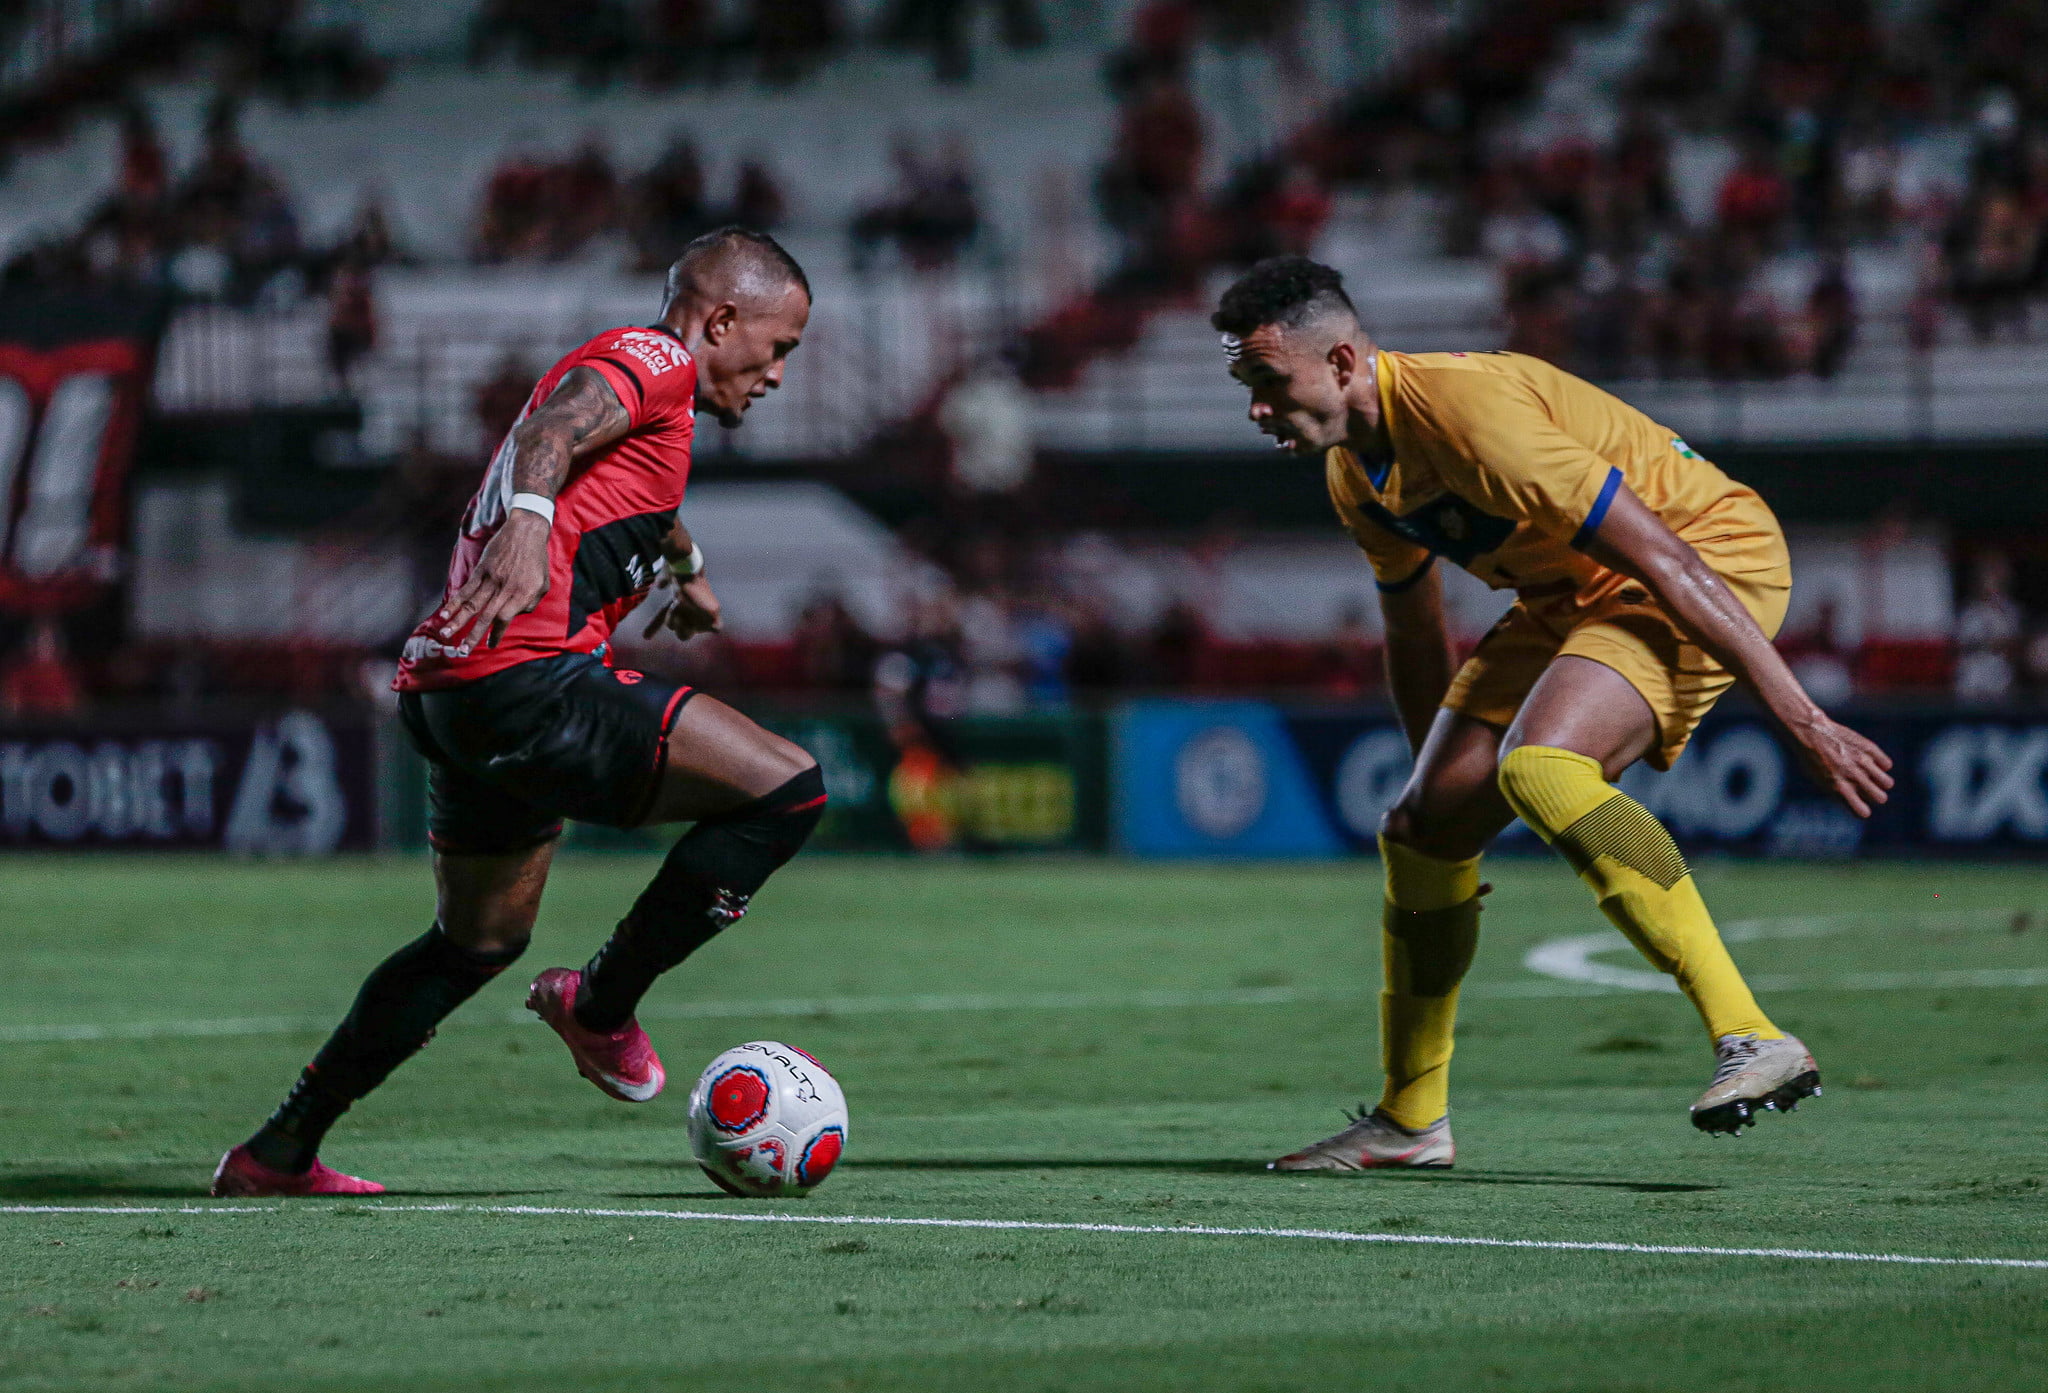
[
  {"xmin": 850, "ymin": 135, "xmax": 982, "ymax": 272},
  {"xmin": 469, "ymin": 0, "xmax": 634, "ymax": 89},
  {"xmin": 791, "ymin": 590, "xmax": 877, "ymax": 691},
  {"xmin": 1145, "ymin": 599, "xmax": 1209, "ymax": 688},
  {"xmin": 1013, "ymin": 597, "xmax": 1074, "ymax": 706},
  {"xmin": 1246, "ymin": 161, "xmax": 1333, "ymax": 260},
  {"xmin": 118, "ymin": 104, "xmax": 168, "ymax": 205},
  {"xmin": 0, "ymin": 618, "xmax": 84, "ymax": 718},
  {"xmin": 753, "ymin": 0, "xmax": 839, "ymax": 85},
  {"xmin": 473, "ymin": 144, "xmax": 552, "ymax": 262},
  {"xmin": 642, "ymin": 0, "xmax": 713, "ymax": 85},
  {"xmin": 1096, "ymin": 68, "xmax": 1204, "ymax": 270},
  {"xmin": 1784, "ymin": 596, "xmax": 1855, "ymax": 708},
  {"xmin": 176, "ymin": 98, "xmax": 262, "ymax": 229},
  {"xmin": 474, "ymin": 351, "xmax": 536, "ymax": 449},
  {"xmin": 628, "ymin": 135, "xmax": 710, "ymax": 272},
  {"xmin": 958, "ymin": 587, "xmax": 1024, "ymax": 712},
  {"xmin": 1947, "ymin": 186, "xmax": 2044, "ymax": 342},
  {"xmin": 876, "ymin": 592, "xmax": 969, "ymax": 732},
  {"xmin": 1321, "ymin": 599, "xmax": 1378, "ymax": 698},
  {"xmin": 1064, "ymin": 599, "xmax": 1131, "ymax": 693},
  {"xmin": 1716, "ymin": 137, "xmax": 1792, "ymax": 251},
  {"xmin": 326, "ymin": 257, "xmax": 378, "ymax": 394},
  {"xmin": 1799, "ymin": 253, "xmax": 1857, "ymax": 379},
  {"xmin": 880, "ymin": 0, "xmax": 1046, "ymax": 84},
  {"xmin": 1956, "ymin": 551, "xmax": 2025, "ymax": 704},
  {"xmin": 939, "ymin": 361, "xmax": 1035, "ymax": 494},
  {"xmin": 548, "ymin": 135, "xmax": 621, "ymax": 258},
  {"xmin": 733, "ymin": 159, "xmax": 789, "ymax": 230},
  {"xmin": 332, "ymin": 192, "xmax": 404, "ymax": 269}
]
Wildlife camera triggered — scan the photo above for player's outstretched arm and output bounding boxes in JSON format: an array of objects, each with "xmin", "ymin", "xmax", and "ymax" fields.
[
  {"xmin": 436, "ymin": 367, "xmax": 634, "ymax": 649},
  {"xmin": 1380, "ymin": 563, "xmax": 1458, "ymax": 756},
  {"xmin": 1580, "ymin": 484, "xmax": 1895, "ymax": 817}
]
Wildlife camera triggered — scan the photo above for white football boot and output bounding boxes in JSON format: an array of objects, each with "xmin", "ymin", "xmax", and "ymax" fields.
[
  {"xmin": 1269, "ymin": 1108, "xmax": 1453, "ymax": 1172},
  {"xmin": 1690, "ymin": 1032, "xmax": 1821, "ymax": 1135}
]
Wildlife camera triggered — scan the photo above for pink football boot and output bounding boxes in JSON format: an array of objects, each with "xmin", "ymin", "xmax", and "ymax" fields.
[
  {"xmin": 525, "ymin": 967, "xmax": 666, "ymax": 1102},
  {"xmin": 210, "ymin": 1145, "xmax": 384, "ymax": 1198}
]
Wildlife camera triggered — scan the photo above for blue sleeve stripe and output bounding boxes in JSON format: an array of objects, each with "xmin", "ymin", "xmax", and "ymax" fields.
[
  {"xmin": 1376, "ymin": 554, "xmax": 1436, "ymax": 594},
  {"xmin": 1571, "ymin": 467, "xmax": 1624, "ymax": 550}
]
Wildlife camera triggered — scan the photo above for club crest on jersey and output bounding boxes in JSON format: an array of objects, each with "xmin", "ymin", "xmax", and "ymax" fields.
[{"xmin": 706, "ymin": 1064, "xmax": 772, "ymax": 1132}]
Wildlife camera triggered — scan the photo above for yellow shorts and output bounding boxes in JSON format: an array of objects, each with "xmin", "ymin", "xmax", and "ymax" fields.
[{"xmin": 1442, "ymin": 493, "xmax": 1791, "ymax": 770}]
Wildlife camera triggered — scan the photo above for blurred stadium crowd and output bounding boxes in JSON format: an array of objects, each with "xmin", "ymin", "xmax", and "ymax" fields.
[{"xmin": 4, "ymin": 0, "xmax": 2048, "ymax": 723}]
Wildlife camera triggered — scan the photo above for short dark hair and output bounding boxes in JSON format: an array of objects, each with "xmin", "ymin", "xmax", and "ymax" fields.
[
  {"xmin": 1211, "ymin": 256, "xmax": 1355, "ymax": 337},
  {"xmin": 664, "ymin": 225, "xmax": 810, "ymax": 306}
]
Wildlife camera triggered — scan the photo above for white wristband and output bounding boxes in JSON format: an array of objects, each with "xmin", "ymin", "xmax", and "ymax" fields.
[
  {"xmin": 670, "ymin": 543, "xmax": 706, "ymax": 580},
  {"xmin": 509, "ymin": 492, "xmax": 555, "ymax": 525}
]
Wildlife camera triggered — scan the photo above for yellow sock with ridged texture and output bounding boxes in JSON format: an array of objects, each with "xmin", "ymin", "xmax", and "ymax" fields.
[
  {"xmin": 1376, "ymin": 836, "xmax": 1482, "ymax": 1129},
  {"xmin": 1496, "ymin": 745, "xmax": 1780, "ymax": 1042}
]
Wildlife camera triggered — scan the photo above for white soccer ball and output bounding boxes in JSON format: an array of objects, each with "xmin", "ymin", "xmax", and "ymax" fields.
[{"xmin": 686, "ymin": 1041, "xmax": 848, "ymax": 1197}]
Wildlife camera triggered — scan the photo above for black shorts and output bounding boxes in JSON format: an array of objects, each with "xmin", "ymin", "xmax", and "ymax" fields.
[{"xmin": 396, "ymin": 652, "xmax": 695, "ymax": 856}]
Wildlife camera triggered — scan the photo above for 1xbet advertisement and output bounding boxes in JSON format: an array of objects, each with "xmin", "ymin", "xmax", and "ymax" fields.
[{"xmin": 1114, "ymin": 700, "xmax": 2048, "ymax": 859}]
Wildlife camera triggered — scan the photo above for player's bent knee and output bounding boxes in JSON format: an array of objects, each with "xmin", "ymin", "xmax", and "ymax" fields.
[
  {"xmin": 435, "ymin": 919, "xmax": 533, "ymax": 960},
  {"xmin": 1379, "ymin": 797, "xmax": 1480, "ymax": 864}
]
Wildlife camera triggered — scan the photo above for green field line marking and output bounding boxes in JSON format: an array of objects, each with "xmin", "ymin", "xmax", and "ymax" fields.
[{"xmin": 5, "ymin": 1202, "xmax": 2046, "ymax": 1270}]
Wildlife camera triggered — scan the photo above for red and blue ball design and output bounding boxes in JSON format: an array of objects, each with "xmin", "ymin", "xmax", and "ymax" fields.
[{"xmin": 705, "ymin": 1064, "xmax": 771, "ymax": 1134}]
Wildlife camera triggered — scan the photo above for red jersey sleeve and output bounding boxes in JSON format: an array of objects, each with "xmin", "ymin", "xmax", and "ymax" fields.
[{"xmin": 580, "ymin": 328, "xmax": 697, "ymax": 429}]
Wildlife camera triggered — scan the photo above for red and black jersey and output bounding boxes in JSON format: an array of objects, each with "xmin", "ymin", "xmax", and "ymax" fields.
[{"xmin": 394, "ymin": 326, "xmax": 697, "ymax": 692}]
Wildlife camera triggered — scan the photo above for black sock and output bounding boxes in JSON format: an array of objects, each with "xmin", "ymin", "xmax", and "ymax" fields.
[
  {"xmin": 575, "ymin": 766, "xmax": 827, "ymax": 1034},
  {"xmin": 245, "ymin": 925, "xmax": 525, "ymax": 1173}
]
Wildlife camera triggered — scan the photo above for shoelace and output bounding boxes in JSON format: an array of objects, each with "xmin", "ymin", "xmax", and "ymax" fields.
[{"xmin": 1708, "ymin": 1036, "xmax": 1765, "ymax": 1086}]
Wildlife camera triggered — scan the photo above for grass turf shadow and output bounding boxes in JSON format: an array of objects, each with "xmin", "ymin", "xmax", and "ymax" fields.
[
  {"xmin": 835, "ymin": 1159, "xmax": 1717, "ymax": 1193},
  {"xmin": 0, "ymin": 1168, "xmax": 565, "ymax": 1201},
  {"xmin": 580, "ymin": 1155, "xmax": 1715, "ymax": 1193},
  {"xmin": 0, "ymin": 1168, "xmax": 205, "ymax": 1200}
]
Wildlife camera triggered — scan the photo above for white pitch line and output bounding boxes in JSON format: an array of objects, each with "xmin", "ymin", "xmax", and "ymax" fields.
[
  {"xmin": 11, "ymin": 910, "xmax": 2043, "ymax": 1047},
  {"xmin": 3, "ymin": 1203, "xmax": 2044, "ymax": 1271},
  {"xmin": 0, "ymin": 981, "xmax": 1611, "ymax": 1046}
]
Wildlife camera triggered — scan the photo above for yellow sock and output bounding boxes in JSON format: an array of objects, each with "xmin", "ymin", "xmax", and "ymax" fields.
[
  {"xmin": 1376, "ymin": 836, "xmax": 1482, "ymax": 1129},
  {"xmin": 1497, "ymin": 745, "xmax": 1780, "ymax": 1042}
]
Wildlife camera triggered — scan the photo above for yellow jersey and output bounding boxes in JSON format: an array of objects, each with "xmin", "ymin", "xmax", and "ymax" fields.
[{"xmin": 1326, "ymin": 350, "xmax": 1767, "ymax": 596}]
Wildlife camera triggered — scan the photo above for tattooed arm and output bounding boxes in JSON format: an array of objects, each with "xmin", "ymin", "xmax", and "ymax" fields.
[{"xmin": 435, "ymin": 366, "xmax": 634, "ymax": 650}]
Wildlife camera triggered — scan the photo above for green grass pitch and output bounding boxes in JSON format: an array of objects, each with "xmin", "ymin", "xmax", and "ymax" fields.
[{"xmin": 3, "ymin": 853, "xmax": 2046, "ymax": 1392}]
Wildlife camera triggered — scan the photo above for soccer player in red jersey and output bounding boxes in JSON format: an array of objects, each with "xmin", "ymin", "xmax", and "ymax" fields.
[{"xmin": 214, "ymin": 228, "xmax": 828, "ymax": 1197}]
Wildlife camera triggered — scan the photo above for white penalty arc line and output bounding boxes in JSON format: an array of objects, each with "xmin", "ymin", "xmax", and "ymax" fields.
[
  {"xmin": 4, "ymin": 1203, "xmax": 2045, "ymax": 1272},
  {"xmin": 1524, "ymin": 910, "xmax": 2048, "ymax": 996}
]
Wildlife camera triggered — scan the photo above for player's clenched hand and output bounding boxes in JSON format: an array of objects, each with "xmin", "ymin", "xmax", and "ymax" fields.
[
  {"xmin": 1790, "ymin": 713, "xmax": 1894, "ymax": 819},
  {"xmin": 435, "ymin": 510, "xmax": 552, "ymax": 652},
  {"xmin": 641, "ymin": 573, "xmax": 722, "ymax": 643}
]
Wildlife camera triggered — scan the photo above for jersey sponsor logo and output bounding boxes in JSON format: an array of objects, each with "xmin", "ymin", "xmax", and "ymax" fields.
[
  {"xmin": 614, "ymin": 669, "xmax": 644, "ymax": 685},
  {"xmin": 605, "ymin": 330, "xmax": 691, "ymax": 378},
  {"xmin": 401, "ymin": 635, "xmax": 463, "ymax": 664}
]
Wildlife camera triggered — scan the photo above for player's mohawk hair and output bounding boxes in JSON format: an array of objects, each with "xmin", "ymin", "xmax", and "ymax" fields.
[
  {"xmin": 665, "ymin": 225, "xmax": 810, "ymax": 306},
  {"xmin": 1211, "ymin": 256, "xmax": 1356, "ymax": 340}
]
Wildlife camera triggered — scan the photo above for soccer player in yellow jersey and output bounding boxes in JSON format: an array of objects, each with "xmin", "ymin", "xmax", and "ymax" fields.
[{"xmin": 1211, "ymin": 257, "xmax": 1895, "ymax": 1167}]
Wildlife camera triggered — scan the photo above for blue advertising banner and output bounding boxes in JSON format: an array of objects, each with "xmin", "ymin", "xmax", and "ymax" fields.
[
  {"xmin": 0, "ymin": 711, "xmax": 375, "ymax": 852},
  {"xmin": 1113, "ymin": 700, "xmax": 2048, "ymax": 859}
]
